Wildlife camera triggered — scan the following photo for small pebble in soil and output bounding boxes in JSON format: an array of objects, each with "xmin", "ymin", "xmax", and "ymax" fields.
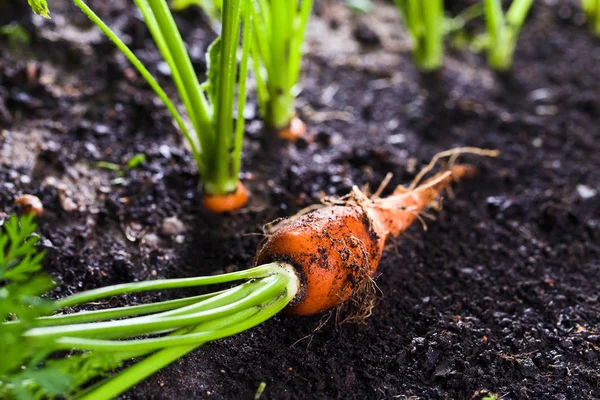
[
  {"xmin": 518, "ymin": 358, "xmax": 539, "ymax": 379},
  {"xmin": 353, "ymin": 23, "xmax": 380, "ymax": 46},
  {"xmin": 159, "ymin": 144, "xmax": 171, "ymax": 159},
  {"xmin": 15, "ymin": 194, "xmax": 44, "ymax": 216},
  {"xmin": 576, "ymin": 184, "xmax": 597, "ymax": 199},
  {"xmin": 160, "ymin": 216, "xmax": 187, "ymax": 236},
  {"xmin": 60, "ymin": 195, "xmax": 78, "ymax": 212},
  {"xmin": 531, "ymin": 137, "xmax": 543, "ymax": 148},
  {"xmin": 157, "ymin": 62, "xmax": 171, "ymax": 76},
  {"xmin": 388, "ymin": 133, "xmax": 406, "ymax": 145}
]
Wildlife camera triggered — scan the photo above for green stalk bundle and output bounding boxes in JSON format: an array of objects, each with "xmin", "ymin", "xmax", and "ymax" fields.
[
  {"xmin": 394, "ymin": 0, "xmax": 444, "ymax": 72},
  {"xmin": 483, "ymin": 0, "xmax": 534, "ymax": 71},
  {"xmin": 29, "ymin": 0, "xmax": 252, "ymax": 209},
  {"xmin": 250, "ymin": 0, "xmax": 314, "ymax": 131},
  {"xmin": 0, "ymin": 214, "xmax": 298, "ymax": 399},
  {"xmin": 582, "ymin": 0, "xmax": 600, "ymax": 36}
]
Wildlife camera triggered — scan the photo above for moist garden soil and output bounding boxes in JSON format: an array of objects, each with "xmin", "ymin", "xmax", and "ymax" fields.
[{"xmin": 1, "ymin": 0, "xmax": 599, "ymax": 399}]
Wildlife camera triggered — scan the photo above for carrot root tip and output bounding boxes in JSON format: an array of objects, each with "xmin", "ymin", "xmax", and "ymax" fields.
[
  {"xmin": 278, "ymin": 116, "xmax": 306, "ymax": 141},
  {"xmin": 202, "ymin": 182, "xmax": 249, "ymax": 213}
]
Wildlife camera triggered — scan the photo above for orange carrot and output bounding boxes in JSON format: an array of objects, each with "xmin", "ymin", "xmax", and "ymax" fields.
[
  {"xmin": 278, "ymin": 116, "xmax": 307, "ymax": 141},
  {"xmin": 257, "ymin": 149, "xmax": 498, "ymax": 315},
  {"xmin": 202, "ymin": 182, "xmax": 249, "ymax": 214}
]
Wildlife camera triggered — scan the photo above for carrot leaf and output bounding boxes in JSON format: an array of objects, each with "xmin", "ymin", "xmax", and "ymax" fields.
[{"xmin": 27, "ymin": 0, "xmax": 50, "ymax": 19}]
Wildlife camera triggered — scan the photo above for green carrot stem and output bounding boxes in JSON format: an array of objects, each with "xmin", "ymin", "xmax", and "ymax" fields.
[
  {"xmin": 72, "ymin": 286, "xmax": 293, "ymax": 400},
  {"xmin": 70, "ymin": 0, "xmax": 204, "ymax": 171},
  {"xmin": 146, "ymin": 0, "xmax": 215, "ymax": 151},
  {"xmin": 289, "ymin": 0, "xmax": 313, "ymax": 86},
  {"xmin": 26, "ymin": 276, "xmax": 280, "ymax": 341},
  {"xmin": 133, "ymin": 0, "xmax": 204, "ymax": 169},
  {"xmin": 55, "ymin": 263, "xmax": 280, "ymax": 309},
  {"xmin": 210, "ymin": 0, "xmax": 243, "ymax": 195},
  {"xmin": 484, "ymin": 0, "xmax": 533, "ymax": 70},
  {"xmin": 53, "ymin": 277, "xmax": 289, "ymax": 352},
  {"xmin": 232, "ymin": 0, "xmax": 252, "ymax": 178},
  {"xmin": 32, "ymin": 292, "xmax": 223, "ymax": 326}
]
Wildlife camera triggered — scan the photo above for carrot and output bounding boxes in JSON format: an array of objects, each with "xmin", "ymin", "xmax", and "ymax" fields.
[
  {"xmin": 278, "ymin": 116, "xmax": 307, "ymax": 141},
  {"xmin": 202, "ymin": 182, "xmax": 249, "ymax": 214},
  {"xmin": 257, "ymin": 148, "xmax": 499, "ymax": 315}
]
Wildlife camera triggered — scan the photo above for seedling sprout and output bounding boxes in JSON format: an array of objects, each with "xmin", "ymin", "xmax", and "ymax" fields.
[
  {"xmin": 29, "ymin": 0, "xmax": 253, "ymax": 213},
  {"xmin": 483, "ymin": 0, "xmax": 534, "ymax": 71},
  {"xmin": 250, "ymin": 0, "xmax": 314, "ymax": 139},
  {"xmin": 394, "ymin": 0, "xmax": 444, "ymax": 71},
  {"xmin": 582, "ymin": 0, "xmax": 600, "ymax": 36}
]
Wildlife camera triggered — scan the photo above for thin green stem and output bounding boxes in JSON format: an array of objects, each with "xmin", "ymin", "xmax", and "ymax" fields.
[
  {"xmin": 251, "ymin": 0, "xmax": 312, "ymax": 129},
  {"xmin": 132, "ymin": 0, "xmax": 205, "ymax": 175},
  {"xmin": 26, "ymin": 277, "xmax": 280, "ymax": 341},
  {"xmin": 52, "ymin": 275, "xmax": 290, "ymax": 351},
  {"xmin": 146, "ymin": 0, "xmax": 214, "ymax": 153},
  {"xmin": 289, "ymin": 0, "xmax": 313, "ymax": 86},
  {"xmin": 73, "ymin": 280, "xmax": 295, "ymax": 400},
  {"xmin": 70, "ymin": 0, "xmax": 203, "ymax": 169},
  {"xmin": 395, "ymin": 0, "xmax": 443, "ymax": 71},
  {"xmin": 28, "ymin": 292, "xmax": 223, "ymax": 327},
  {"xmin": 55, "ymin": 263, "xmax": 279, "ymax": 309},
  {"xmin": 484, "ymin": 0, "xmax": 533, "ymax": 70},
  {"xmin": 211, "ymin": 0, "xmax": 243, "ymax": 195},
  {"xmin": 232, "ymin": 0, "xmax": 252, "ymax": 178}
]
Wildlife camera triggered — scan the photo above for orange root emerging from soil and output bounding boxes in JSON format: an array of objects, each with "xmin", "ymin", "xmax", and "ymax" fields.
[
  {"xmin": 202, "ymin": 182, "xmax": 249, "ymax": 214},
  {"xmin": 257, "ymin": 158, "xmax": 490, "ymax": 316},
  {"xmin": 278, "ymin": 116, "xmax": 306, "ymax": 141}
]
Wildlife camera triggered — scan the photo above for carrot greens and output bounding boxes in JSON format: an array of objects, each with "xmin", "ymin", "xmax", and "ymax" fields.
[
  {"xmin": 29, "ymin": 0, "xmax": 252, "ymax": 211},
  {"xmin": 582, "ymin": 0, "xmax": 600, "ymax": 36},
  {"xmin": 394, "ymin": 0, "xmax": 444, "ymax": 71},
  {"xmin": 483, "ymin": 0, "xmax": 534, "ymax": 70},
  {"xmin": 0, "ymin": 215, "xmax": 299, "ymax": 399},
  {"xmin": 250, "ymin": 0, "xmax": 314, "ymax": 134},
  {"xmin": 171, "ymin": 0, "xmax": 223, "ymax": 20}
]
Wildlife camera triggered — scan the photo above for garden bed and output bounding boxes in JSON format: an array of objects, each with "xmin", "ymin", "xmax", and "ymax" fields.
[{"xmin": 1, "ymin": 0, "xmax": 599, "ymax": 398}]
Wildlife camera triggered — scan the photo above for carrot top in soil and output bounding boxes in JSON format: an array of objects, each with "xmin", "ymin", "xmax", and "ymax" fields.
[{"xmin": 0, "ymin": 1, "xmax": 599, "ymax": 399}]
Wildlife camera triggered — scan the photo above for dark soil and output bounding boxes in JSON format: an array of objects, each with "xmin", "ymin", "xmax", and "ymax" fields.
[{"xmin": 1, "ymin": 0, "xmax": 599, "ymax": 399}]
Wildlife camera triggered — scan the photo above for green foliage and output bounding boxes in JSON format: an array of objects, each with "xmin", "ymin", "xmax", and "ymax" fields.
[
  {"xmin": 250, "ymin": 0, "xmax": 314, "ymax": 130},
  {"xmin": 483, "ymin": 0, "xmax": 534, "ymax": 71},
  {"xmin": 27, "ymin": 0, "xmax": 252, "ymax": 200},
  {"xmin": 172, "ymin": 0, "xmax": 223, "ymax": 20},
  {"xmin": 0, "ymin": 215, "xmax": 63, "ymax": 399},
  {"xmin": 93, "ymin": 154, "xmax": 147, "ymax": 185},
  {"xmin": 0, "ymin": 215, "xmax": 54, "ymax": 370},
  {"xmin": 0, "ymin": 214, "xmax": 297, "ymax": 399},
  {"xmin": 0, "ymin": 24, "xmax": 31, "ymax": 45},
  {"xmin": 0, "ymin": 215, "xmax": 121, "ymax": 400},
  {"xmin": 582, "ymin": 0, "xmax": 600, "ymax": 36},
  {"xmin": 394, "ymin": 0, "xmax": 444, "ymax": 71},
  {"xmin": 202, "ymin": 37, "xmax": 223, "ymax": 107},
  {"xmin": 126, "ymin": 154, "xmax": 147, "ymax": 170},
  {"xmin": 27, "ymin": 0, "xmax": 50, "ymax": 18},
  {"xmin": 482, "ymin": 393, "xmax": 499, "ymax": 400}
]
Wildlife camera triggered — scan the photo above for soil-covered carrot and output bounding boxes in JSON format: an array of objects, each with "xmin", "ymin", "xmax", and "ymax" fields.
[{"xmin": 257, "ymin": 148, "xmax": 498, "ymax": 315}]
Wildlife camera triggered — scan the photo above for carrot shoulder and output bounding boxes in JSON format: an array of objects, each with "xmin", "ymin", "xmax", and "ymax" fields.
[{"xmin": 257, "ymin": 163, "xmax": 478, "ymax": 315}]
